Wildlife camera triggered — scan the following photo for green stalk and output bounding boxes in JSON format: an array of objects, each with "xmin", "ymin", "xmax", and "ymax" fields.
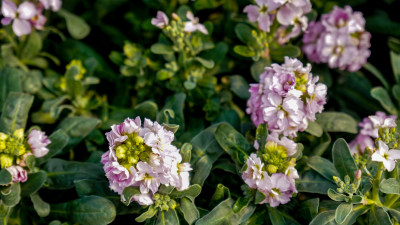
[
  {"xmin": 371, "ymin": 162, "xmax": 384, "ymax": 205},
  {"xmin": 385, "ymin": 195, "xmax": 400, "ymax": 208}
]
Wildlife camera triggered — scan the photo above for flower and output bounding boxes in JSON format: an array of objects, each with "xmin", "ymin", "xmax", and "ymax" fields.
[
  {"xmin": 259, "ymin": 173, "xmax": 294, "ymax": 207},
  {"xmin": 184, "ymin": 11, "xmax": 208, "ymax": 34},
  {"xmin": 151, "ymin": 11, "xmax": 169, "ymax": 28},
  {"xmin": 371, "ymin": 140, "xmax": 400, "ymax": 172},
  {"xmin": 349, "ymin": 134, "xmax": 374, "ymax": 155},
  {"xmin": 28, "ymin": 130, "xmax": 51, "ymax": 158},
  {"xmin": 39, "ymin": 0, "xmax": 62, "ymax": 12},
  {"xmin": 242, "ymin": 153, "xmax": 265, "ymax": 189},
  {"xmin": 1, "ymin": 0, "xmax": 36, "ymax": 36},
  {"xmin": 6, "ymin": 165, "xmax": 27, "ymax": 183},
  {"xmin": 243, "ymin": 0, "xmax": 279, "ymax": 32},
  {"xmin": 359, "ymin": 111, "xmax": 397, "ymax": 138},
  {"xmin": 247, "ymin": 57, "xmax": 327, "ymax": 137},
  {"xmin": 267, "ymin": 132, "xmax": 297, "ymax": 157},
  {"xmin": 302, "ymin": 6, "xmax": 371, "ymax": 71},
  {"xmin": 101, "ymin": 117, "xmax": 192, "ymax": 206}
]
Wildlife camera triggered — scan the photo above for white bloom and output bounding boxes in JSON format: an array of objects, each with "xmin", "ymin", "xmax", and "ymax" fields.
[{"xmin": 371, "ymin": 141, "xmax": 400, "ymax": 172}]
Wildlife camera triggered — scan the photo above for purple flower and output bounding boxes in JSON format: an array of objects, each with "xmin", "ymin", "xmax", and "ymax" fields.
[
  {"xmin": 151, "ymin": 11, "xmax": 169, "ymax": 28},
  {"xmin": 302, "ymin": 6, "xmax": 371, "ymax": 71},
  {"xmin": 242, "ymin": 153, "xmax": 265, "ymax": 189},
  {"xmin": 39, "ymin": 0, "xmax": 62, "ymax": 12},
  {"xmin": 28, "ymin": 129, "xmax": 51, "ymax": 158},
  {"xmin": 243, "ymin": 0, "xmax": 280, "ymax": 32},
  {"xmin": 1, "ymin": 0, "xmax": 36, "ymax": 36},
  {"xmin": 247, "ymin": 57, "xmax": 327, "ymax": 137},
  {"xmin": 184, "ymin": 11, "xmax": 208, "ymax": 34},
  {"xmin": 259, "ymin": 173, "xmax": 294, "ymax": 207},
  {"xmin": 267, "ymin": 133, "xmax": 297, "ymax": 156},
  {"xmin": 359, "ymin": 111, "xmax": 397, "ymax": 138},
  {"xmin": 6, "ymin": 165, "xmax": 27, "ymax": 183},
  {"xmin": 101, "ymin": 151, "xmax": 134, "ymax": 194},
  {"xmin": 132, "ymin": 161, "xmax": 160, "ymax": 194},
  {"xmin": 349, "ymin": 134, "xmax": 374, "ymax": 155}
]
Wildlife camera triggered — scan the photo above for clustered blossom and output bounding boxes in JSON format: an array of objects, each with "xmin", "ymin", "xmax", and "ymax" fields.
[
  {"xmin": 243, "ymin": 0, "xmax": 311, "ymax": 42},
  {"xmin": 101, "ymin": 117, "xmax": 192, "ymax": 206},
  {"xmin": 0, "ymin": 129, "xmax": 50, "ymax": 184},
  {"xmin": 1, "ymin": 0, "xmax": 62, "ymax": 36},
  {"xmin": 371, "ymin": 140, "xmax": 400, "ymax": 172},
  {"xmin": 302, "ymin": 6, "xmax": 371, "ymax": 71},
  {"xmin": 247, "ymin": 57, "xmax": 327, "ymax": 137},
  {"xmin": 349, "ymin": 111, "xmax": 397, "ymax": 155},
  {"xmin": 242, "ymin": 137, "xmax": 299, "ymax": 207},
  {"xmin": 151, "ymin": 10, "xmax": 208, "ymax": 34}
]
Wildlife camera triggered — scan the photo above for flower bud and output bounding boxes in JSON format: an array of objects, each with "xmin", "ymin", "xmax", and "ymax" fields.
[
  {"xmin": 13, "ymin": 128, "xmax": 24, "ymax": 140},
  {"xmin": 0, "ymin": 154, "xmax": 13, "ymax": 168},
  {"xmin": 0, "ymin": 132, "xmax": 8, "ymax": 140},
  {"xmin": 355, "ymin": 169, "xmax": 362, "ymax": 180},
  {"xmin": 0, "ymin": 141, "xmax": 5, "ymax": 151},
  {"xmin": 161, "ymin": 203, "xmax": 169, "ymax": 211},
  {"xmin": 168, "ymin": 199, "xmax": 177, "ymax": 209},
  {"xmin": 344, "ymin": 175, "xmax": 350, "ymax": 185},
  {"xmin": 267, "ymin": 165, "xmax": 278, "ymax": 174}
]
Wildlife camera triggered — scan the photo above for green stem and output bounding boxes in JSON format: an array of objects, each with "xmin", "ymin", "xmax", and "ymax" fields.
[
  {"xmin": 385, "ymin": 195, "xmax": 400, "ymax": 208},
  {"xmin": 162, "ymin": 211, "xmax": 165, "ymax": 225},
  {"xmin": 371, "ymin": 162, "xmax": 384, "ymax": 204}
]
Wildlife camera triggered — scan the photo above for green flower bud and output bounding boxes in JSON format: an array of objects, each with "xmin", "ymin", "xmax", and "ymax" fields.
[
  {"xmin": 0, "ymin": 141, "xmax": 5, "ymax": 151},
  {"xmin": 168, "ymin": 199, "xmax": 177, "ymax": 210},
  {"xmin": 0, "ymin": 133, "xmax": 8, "ymax": 140},
  {"xmin": 0, "ymin": 154, "xmax": 13, "ymax": 168},
  {"xmin": 115, "ymin": 145, "xmax": 127, "ymax": 159},
  {"xmin": 267, "ymin": 165, "xmax": 278, "ymax": 174},
  {"xmin": 153, "ymin": 193, "xmax": 160, "ymax": 200},
  {"xmin": 164, "ymin": 195, "xmax": 170, "ymax": 201},
  {"xmin": 13, "ymin": 128, "xmax": 24, "ymax": 140},
  {"xmin": 161, "ymin": 203, "xmax": 169, "ymax": 211},
  {"xmin": 344, "ymin": 175, "xmax": 350, "ymax": 185}
]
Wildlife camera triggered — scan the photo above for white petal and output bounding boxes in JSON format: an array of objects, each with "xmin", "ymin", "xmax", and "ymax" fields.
[
  {"xmin": 383, "ymin": 159, "xmax": 396, "ymax": 172},
  {"xmin": 371, "ymin": 152, "xmax": 385, "ymax": 162},
  {"xmin": 388, "ymin": 150, "xmax": 400, "ymax": 160}
]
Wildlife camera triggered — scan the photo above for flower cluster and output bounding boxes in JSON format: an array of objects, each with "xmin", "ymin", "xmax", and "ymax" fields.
[
  {"xmin": 152, "ymin": 10, "xmax": 208, "ymax": 35},
  {"xmin": 1, "ymin": 0, "xmax": 62, "ymax": 36},
  {"xmin": 242, "ymin": 134, "xmax": 298, "ymax": 207},
  {"xmin": 302, "ymin": 6, "xmax": 371, "ymax": 71},
  {"xmin": 247, "ymin": 57, "xmax": 327, "ymax": 137},
  {"xmin": 244, "ymin": 0, "xmax": 311, "ymax": 42},
  {"xmin": 101, "ymin": 117, "xmax": 192, "ymax": 206},
  {"xmin": 349, "ymin": 111, "xmax": 397, "ymax": 155},
  {"xmin": 0, "ymin": 129, "xmax": 50, "ymax": 183}
]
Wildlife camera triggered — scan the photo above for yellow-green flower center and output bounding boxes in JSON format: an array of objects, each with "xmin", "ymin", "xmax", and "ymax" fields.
[
  {"xmin": 258, "ymin": 141, "xmax": 289, "ymax": 174},
  {"xmin": 115, "ymin": 132, "xmax": 152, "ymax": 170},
  {"xmin": 153, "ymin": 193, "xmax": 177, "ymax": 211},
  {"xmin": 0, "ymin": 130, "xmax": 26, "ymax": 168}
]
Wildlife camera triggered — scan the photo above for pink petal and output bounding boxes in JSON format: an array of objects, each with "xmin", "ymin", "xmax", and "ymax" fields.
[
  {"xmin": 1, "ymin": 17, "xmax": 12, "ymax": 25},
  {"xmin": 12, "ymin": 19, "xmax": 31, "ymax": 36},
  {"xmin": 1, "ymin": 0, "xmax": 17, "ymax": 18},
  {"xmin": 17, "ymin": 1, "xmax": 36, "ymax": 20},
  {"xmin": 257, "ymin": 12, "xmax": 272, "ymax": 32},
  {"xmin": 243, "ymin": 5, "xmax": 259, "ymax": 22}
]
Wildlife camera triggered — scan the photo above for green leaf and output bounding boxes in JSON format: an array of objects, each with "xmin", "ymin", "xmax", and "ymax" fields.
[
  {"xmin": 58, "ymin": 9, "xmax": 90, "ymax": 39},
  {"xmin": 268, "ymin": 207, "xmax": 300, "ymax": 225},
  {"xmin": 195, "ymin": 57, "xmax": 215, "ymax": 69},
  {"xmin": 195, "ymin": 198, "xmax": 255, "ymax": 225},
  {"xmin": 389, "ymin": 209, "xmax": 400, "ymax": 223},
  {"xmin": 310, "ymin": 210, "xmax": 336, "ymax": 225},
  {"xmin": 305, "ymin": 121, "xmax": 323, "ymax": 137},
  {"xmin": 25, "ymin": 154, "xmax": 36, "ymax": 170},
  {"xmin": 50, "ymin": 196, "xmax": 116, "ymax": 225},
  {"xmin": 332, "ymin": 138, "xmax": 358, "ymax": 180},
  {"xmin": 56, "ymin": 116, "xmax": 100, "ymax": 148},
  {"xmin": 299, "ymin": 198, "xmax": 319, "ymax": 222},
  {"xmin": 133, "ymin": 101, "xmax": 158, "ymax": 121},
  {"xmin": 363, "ymin": 63, "xmax": 390, "ymax": 90},
  {"xmin": 0, "ymin": 92, "xmax": 34, "ymax": 133},
  {"xmin": 371, "ymin": 86, "xmax": 398, "ymax": 115},
  {"xmin": 229, "ymin": 75, "xmax": 250, "ymax": 100},
  {"xmin": 157, "ymin": 93, "xmax": 186, "ymax": 136},
  {"xmin": 31, "ymin": 192, "xmax": 50, "ymax": 217},
  {"xmin": 328, "ymin": 188, "xmax": 347, "ymax": 202},
  {"xmin": 391, "ymin": 51, "xmax": 400, "ymax": 83},
  {"xmin": 156, "ymin": 209, "xmax": 179, "ymax": 225},
  {"xmin": 191, "ymin": 155, "xmax": 213, "ymax": 186},
  {"xmin": 170, "ymin": 184, "xmax": 201, "ymax": 200},
  {"xmin": 0, "ymin": 182, "xmax": 21, "ymax": 207},
  {"xmin": 150, "ymin": 43, "xmax": 173, "ymax": 55},
  {"xmin": 0, "ymin": 67, "xmax": 22, "ymax": 112},
  {"xmin": 44, "ymin": 159, "xmax": 104, "ymax": 189},
  {"xmin": 21, "ymin": 31, "xmax": 42, "ymax": 59},
  {"xmin": 369, "ymin": 206, "xmax": 392, "ymax": 225},
  {"xmin": 180, "ymin": 197, "xmax": 200, "ymax": 225},
  {"xmin": 215, "ymin": 123, "xmax": 251, "ymax": 164},
  {"xmin": 392, "ymin": 84, "xmax": 400, "ymax": 101},
  {"xmin": 0, "ymin": 169, "xmax": 12, "ymax": 185},
  {"xmin": 136, "ymin": 206, "xmax": 158, "ymax": 223},
  {"xmin": 120, "ymin": 186, "xmax": 141, "ymax": 206},
  {"xmin": 233, "ymin": 197, "xmax": 250, "ymax": 213},
  {"xmin": 209, "ymin": 184, "xmax": 230, "ymax": 209},
  {"xmin": 235, "ymin": 23, "xmax": 256, "ymax": 46},
  {"xmin": 311, "ymin": 132, "xmax": 331, "ymax": 156},
  {"xmin": 296, "ymin": 170, "xmax": 336, "ymax": 194},
  {"xmin": 270, "ymin": 46, "xmax": 300, "ymax": 62},
  {"xmin": 21, "ymin": 171, "xmax": 47, "ymax": 197},
  {"xmin": 251, "ymin": 59, "xmax": 270, "ymax": 82},
  {"xmin": 181, "ymin": 143, "xmax": 192, "ymax": 163},
  {"xmin": 335, "ymin": 203, "xmax": 352, "ymax": 224},
  {"xmin": 254, "ymin": 190, "xmax": 267, "ymax": 204},
  {"xmin": 316, "ymin": 112, "xmax": 358, "ymax": 134},
  {"xmin": 36, "ymin": 130, "xmax": 69, "ymax": 165},
  {"xmin": 233, "ymin": 45, "xmax": 256, "ymax": 57},
  {"xmin": 389, "ymin": 37, "xmax": 400, "ymax": 54},
  {"xmin": 307, "ymin": 156, "xmax": 340, "ymax": 182},
  {"xmin": 380, "ymin": 178, "xmax": 400, "ymax": 194},
  {"xmin": 255, "ymin": 123, "xmax": 268, "ymax": 152}
]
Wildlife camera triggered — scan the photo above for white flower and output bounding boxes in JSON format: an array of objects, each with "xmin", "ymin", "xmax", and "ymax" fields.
[
  {"xmin": 371, "ymin": 140, "xmax": 400, "ymax": 172},
  {"xmin": 184, "ymin": 11, "xmax": 208, "ymax": 34}
]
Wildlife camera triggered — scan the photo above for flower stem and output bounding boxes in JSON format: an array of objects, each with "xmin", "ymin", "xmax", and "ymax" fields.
[
  {"xmin": 385, "ymin": 195, "xmax": 400, "ymax": 208},
  {"xmin": 371, "ymin": 162, "xmax": 384, "ymax": 204}
]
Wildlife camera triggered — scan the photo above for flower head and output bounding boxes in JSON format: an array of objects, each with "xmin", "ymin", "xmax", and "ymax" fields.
[
  {"xmin": 151, "ymin": 11, "xmax": 169, "ymax": 29},
  {"xmin": 359, "ymin": 111, "xmax": 397, "ymax": 138},
  {"xmin": 349, "ymin": 134, "xmax": 374, "ymax": 155},
  {"xmin": 39, "ymin": 0, "xmax": 62, "ymax": 12},
  {"xmin": 259, "ymin": 173, "xmax": 295, "ymax": 207},
  {"xmin": 6, "ymin": 165, "xmax": 27, "ymax": 183},
  {"xmin": 184, "ymin": 11, "xmax": 208, "ymax": 34},
  {"xmin": 28, "ymin": 130, "xmax": 51, "ymax": 158},
  {"xmin": 371, "ymin": 140, "xmax": 400, "ymax": 172},
  {"xmin": 1, "ymin": 0, "xmax": 36, "ymax": 36}
]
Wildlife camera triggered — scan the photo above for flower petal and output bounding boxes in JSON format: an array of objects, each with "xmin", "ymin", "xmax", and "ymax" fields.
[
  {"xmin": 388, "ymin": 150, "xmax": 400, "ymax": 160},
  {"xmin": 12, "ymin": 19, "xmax": 31, "ymax": 36}
]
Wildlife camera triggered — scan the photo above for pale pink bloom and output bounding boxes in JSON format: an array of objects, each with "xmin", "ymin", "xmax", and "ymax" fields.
[
  {"xmin": 349, "ymin": 134, "xmax": 374, "ymax": 155},
  {"xmin": 184, "ymin": 11, "xmax": 208, "ymax": 34},
  {"xmin": 359, "ymin": 111, "xmax": 396, "ymax": 138},
  {"xmin": 6, "ymin": 165, "xmax": 27, "ymax": 183},
  {"xmin": 1, "ymin": 0, "xmax": 36, "ymax": 36},
  {"xmin": 267, "ymin": 132, "xmax": 297, "ymax": 156},
  {"xmin": 132, "ymin": 161, "xmax": 160, "ymax": 194},
  {"xmin": 151, "ymin": 11, "xmax": 169, "ymax": 28},
  {"xmin": 242, "ymin": 153, "xmax": 265, "ymax": 189},
  {"xmin": 304, "ymin": 80, "xmax": 327, "ymax": 121},
  {"xmin": 371, "ymin": 141, "xmax": 400, "ymax": 172},
  {"xmin": 28, "ymin": 129, "xmax": 51, "ymax": 158},
  {"xmin": 132, "ymin": 193, "xmax": 154, "ymax": 206},
  {"xmin": 285, "ymin": 166, "xmax": 299, "ymax": 192},
  {"xmin": 243, "ymin": 0, "xmax": 280, "ymax": 32},
  {"xmin": 39, "ymin": 0, "xmax": 62, "ymax": 12},
  {"xmin": 259, "ymin": 173, "xmax": 293, "ymax": 207},
  {"xmin": 171, "ymin": 162, "xmax": 192, "ymax": 191},
  {"xmin": 101, "ymin": 151, "xmax": 134, "ymax": 194}
]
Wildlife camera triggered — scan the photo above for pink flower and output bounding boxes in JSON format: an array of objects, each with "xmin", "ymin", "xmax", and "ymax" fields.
[
  {"xmin": 1, "ymin": 0, "xmax": 36, "ymax": 36},
  {"xmin": 6, "ymin": 165, "xmax": 27, "ymax": 183},
  {"xmin": 372, "ymin": 141, "xmax": 400, "ymax": 172},
  {"xmin": 349, "ymin": 134, "xmax": 374, "ymax": 155},
  {"xmin": 243, "ymin": 0, "xmax": 280, "ymax": 32},
  {"xmin": 259, "ymin": 173, "xmax": 294, "ymax": 207},
  {"xmin": 101, "ymin": 151, "xmax": 134, "ymax": 194},
  {"xmin": 28, "ymin": 129, "xmax": 51, "ymax": 158},
  {"xmin": 151, "ymin": 11, "xmax": 169, "ymax": 28},
  {"xmin": 242, "ymin": 153, "xmax": 265, "ymax": 189},
  {"xmin": 184, "ymin": 11, "xmax": 208, "ymax": 34},
  {"xmin": 39, "ymin": 0, "xmax": 62, "ymax": 12},
  {"xmin": 267, "ymin": 133, "xmax": 297, "ymax": 156},
  {"xmin": 132, "ymin": 161, "xmax": 160, "ymax": 194},
  {"xmin": 359, "ymin": 111, "xmax": 397, "ymax": 138}
]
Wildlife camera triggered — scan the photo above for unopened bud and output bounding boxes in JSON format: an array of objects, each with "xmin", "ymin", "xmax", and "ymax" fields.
[
  {"xmin": 13, "ymin": 129, "xmax": 24, "ymax": 140},
  {"xmin": 344, "ymin": 175, "xmax": 350, "ymax": 185},
  {"xmin": 267, "ymin": 165, "xmax": 278, "ymax": 174},
  {"xmin": 355, "ymin": 170, "xmax": 362, "ymax": 180},
  {"xmin": 168, "ymin": 199, "xmax": 177, "ymax": 209},
  {"xmin": 0, "ymin": 154, "xmax": 13, "ymax": 168},
  {"xmin": 172, "ymin": 13, "xmax": 179, "ymax": 21},
  {"xmin": 161, "ymin": 203, "xmax": 169, "ymax": 211},
  {"xmin": 0, "ymin": 133, "xmax": 7, "ymax": 140}
]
